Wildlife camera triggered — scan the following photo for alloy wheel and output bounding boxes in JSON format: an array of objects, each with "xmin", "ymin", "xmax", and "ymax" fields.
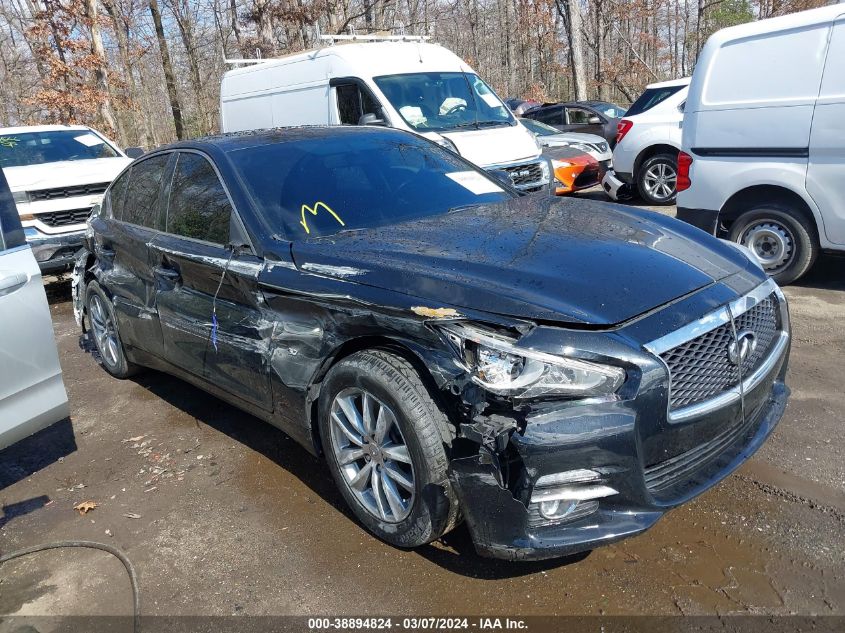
[
  {"xmin": 89, "ymin": 293, "xmax": 120, "ymax": 367},
  {"xmin": 741, "ymin": 221, "xmax": 794, "ymax": 273},
  {"xmin": 643, "ymin": 162, "xmax": 677, "ymax": 201},
  {"xmin": 329, "ymin": 388, "xmax": 416, "ymax": 523}
]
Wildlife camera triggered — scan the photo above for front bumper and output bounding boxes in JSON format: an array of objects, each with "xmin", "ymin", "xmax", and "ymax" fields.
[
  {"xmin": 601, "ymin": 169, "xmax": 632, "ymax": 201},
  {"xmin": 25, "ymin": 227, "xmax": 87, "ymax": 273},
  {"xmin": 447, "ymin": 278, "xmax": 790, "ymax": 560}
]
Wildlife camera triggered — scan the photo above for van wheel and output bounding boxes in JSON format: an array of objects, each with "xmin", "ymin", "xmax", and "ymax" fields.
[
  {"xmin": 728, "ymin": 206, "xmax": 818, "ymax": 285},
  {"xmin": 637, "ymin": 153, "xmax": 678, "ymax": 205},
  {"xmin": 85, "ymin": 281, "xmax": 139, "ymax": 378},
  {"xmin": 318, "ymin": 350, "xmax": 459, "ymax": 548}
]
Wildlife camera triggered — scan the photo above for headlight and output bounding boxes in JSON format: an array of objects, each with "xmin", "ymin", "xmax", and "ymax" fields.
[
  {"xmin": 551, "ymin": 159, "xmax": 573, "ymax": 169},
  {"xmin": 562, "ymin": 142, "xmax": 592, "ymax": 154},
  {"xmin": 12, "ymin": 191, "xmax": 30, "ymax": 205},
  {"xmin": 440, "ymin": 324, "xmax": 625, "ymax": 399}
]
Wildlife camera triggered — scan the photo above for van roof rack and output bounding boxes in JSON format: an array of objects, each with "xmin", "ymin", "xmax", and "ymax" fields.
[{"xmin": 318, "ymin": 34, "xmax": 430, "ymax": 44}]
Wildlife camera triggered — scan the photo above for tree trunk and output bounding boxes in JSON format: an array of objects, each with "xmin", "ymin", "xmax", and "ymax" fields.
[
  {"xmin": 149, "ymin": 0, "xmax": 184, "ymax": 139},
  {"xmin": 83, "ymin": 0, "xmax": 119, "ymax": 138},
  {"xmin": 557, "ymin": 0, "xmax": 587, "ymax": 100}
]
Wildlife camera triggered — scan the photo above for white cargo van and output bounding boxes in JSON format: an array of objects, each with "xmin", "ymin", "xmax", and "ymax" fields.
[
  {"xmin": 677, "ymin": 4, "xmax": 845, "ymax": 284},
  {"xmin": 220, "ymin": 39, "xmax": 551, "ymax": 192}
]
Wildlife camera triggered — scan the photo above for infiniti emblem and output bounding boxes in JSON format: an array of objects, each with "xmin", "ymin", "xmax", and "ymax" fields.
[{"xmin": 728, "ymin": 330, "xmax": 757, "ymax": 366}]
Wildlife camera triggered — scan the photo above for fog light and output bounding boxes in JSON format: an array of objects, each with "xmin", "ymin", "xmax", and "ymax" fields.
[{"xmin": 539, "ymin": 498, "xmax": 578, "ymax": 520}]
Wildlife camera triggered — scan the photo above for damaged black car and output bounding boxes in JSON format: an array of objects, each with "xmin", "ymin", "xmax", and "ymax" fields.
[{"xmin": 72, "ymin": 126, "xmax": 790, "ymax": 560}]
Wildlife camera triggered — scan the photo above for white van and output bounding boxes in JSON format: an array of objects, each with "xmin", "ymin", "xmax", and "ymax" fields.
[
  {"xmin": 220, "ymin": 40, "xmax": 550, "ymax": 192},
  {"xmin": 677, "ymin": 4, "xmax": 845, "ymax": 284}
]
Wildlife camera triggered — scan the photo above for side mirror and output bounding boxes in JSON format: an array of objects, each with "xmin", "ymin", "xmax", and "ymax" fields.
[
  {"xmin": 488, "ymin": 169, "xmax": 514, "ymax": 188},
  {"xmin": 588, "ymin": 116, "xmax": 602, "ymax": 124},
  {"xmin": 124, "ymin": 147, "xmax": 145, "ymax": 159},
  {"xmin": 358, "ymin": 113, "xmax": 386, "ymax": 126}
]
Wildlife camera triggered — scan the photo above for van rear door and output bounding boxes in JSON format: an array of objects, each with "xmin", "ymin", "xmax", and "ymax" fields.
[{"xmin": 806, "ymin": 13, "xmax": 845, "ymax": 245}]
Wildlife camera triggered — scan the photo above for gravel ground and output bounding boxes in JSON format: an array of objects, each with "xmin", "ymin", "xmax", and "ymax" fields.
[{"xmin": 1, "ymin": 196, "xmax": 844, "ymax": 622}]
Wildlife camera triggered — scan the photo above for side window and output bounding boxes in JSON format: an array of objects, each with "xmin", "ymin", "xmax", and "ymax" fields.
[
  {"xmin": 566, "ymin": 107, "xmax": 594, "ymax": 125},
  {"xmin": 122, "ymin": 154, "xmax": 169, "ymax": 228},
  {"xmin": 535, "ymin": 107, "xmax": 563, "ymax": 125},
  {"xmin": 336, "ymin": 83, "xmax": 380, "ymax": 125},
  {"xmin": 107, "ymin": 169, "xmax": 131, "ymax": 220},
  {"xmin": 0, "ymin": 169, "xmax": 24, "ymax": 251},
  {"xmin": 166, "ymin": 153, "xmax": 232, "ymax": 245}
]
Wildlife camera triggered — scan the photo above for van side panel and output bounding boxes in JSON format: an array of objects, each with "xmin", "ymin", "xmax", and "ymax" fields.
[
  {"xmin": 806, "ymin": 15, "xmax": 845, "ymax": 245},
  {"xmin": 692, "ymin": 23, "xmax": 830, "ymax": 152},
  {"xmin": 221, "ymin": 95, "xmax": 275, "ymax": 132}
]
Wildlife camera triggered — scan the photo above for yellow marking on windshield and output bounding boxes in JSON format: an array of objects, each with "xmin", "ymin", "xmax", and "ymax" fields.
[
  {"xmin": 300, "ymin": 201, "xmax": 345, "ymax": 234},
  {"xmin": 0, "ymin": 137, "xmax": 19, "ymax": 148}
]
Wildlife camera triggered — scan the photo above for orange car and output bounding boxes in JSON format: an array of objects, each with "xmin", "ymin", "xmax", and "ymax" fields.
[{"xmin": 546, "ymin": 147, "xmax": 604, "ymax": 195}]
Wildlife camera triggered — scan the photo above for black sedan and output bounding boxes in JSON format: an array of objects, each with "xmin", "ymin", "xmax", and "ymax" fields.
[
  {"xmin": 523, "ymin": 100, "xmax": 626, "ymax": 145},
  {"xmin": 72, "ymin": 127, "xmax": 790, "ymax": 560}
]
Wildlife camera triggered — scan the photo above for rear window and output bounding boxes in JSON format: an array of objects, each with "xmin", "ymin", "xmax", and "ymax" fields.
[
  {"xmin": 625, "ymin": 86, "xmax": 684, "ymax": 117},
  {"xmin": 227, "ymin": 130, "xmax": 513, "ymax": 239}
]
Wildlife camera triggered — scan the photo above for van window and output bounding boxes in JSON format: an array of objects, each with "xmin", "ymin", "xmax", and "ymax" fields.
[
  {"xmin": 166, "ymin": 153, "xmax": 231, "ymax": 245},
  {"xmin": 336, "ymin": 84, "xmax": 381, "ymax": 125},
  {"xmin": 626, "ymin": 86, "xmax": 684, "ymax": 116},
  {"xmin": 704, "ymin": 25, "xmax": 830, "ymax": 105},
  {"xmin": 122, "ymin": 154, "xmax": 169, "ymax": 228},
  {"xmin": 374, "ymin": 72, "xmax": 513, "ymax": 132}
]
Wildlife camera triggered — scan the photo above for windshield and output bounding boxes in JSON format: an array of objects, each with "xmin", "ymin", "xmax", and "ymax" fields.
[
  {"xmin": 594, "ymin": 103, "xmax": 627, "ymax": 118},
  {"xmin": 373, "ymin": 72, "xmax": 514, "ymax": 132},
  {"xmin": 0, "ymin": 130, "xmax": 120, "ymax": 168},
  {"xmin": 227, "ymin": 129, "xmax": 514, "ymax": 239},
  {"xmin": 520, "ymin": 118, "xmax": 559, "ymax": 136}
]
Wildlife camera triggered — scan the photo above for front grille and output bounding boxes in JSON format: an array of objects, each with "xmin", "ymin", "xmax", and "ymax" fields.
[
  {"xmin": 660, "ymin": 293, "xmax": 780, "ymax": 411},
  {"xmin": 35, "ymin": 208, "xmax": 92, "ymax": 227},
  {"xmin": 573, "ymin": 167, "xmax": 600, "ymax": 189},
  {"xmin": 499, "ymin": 162, "xmax": 545, "ymax": 189},
  {"xmin": 28, "ymin": 182, "xmax": 109, "ymax": 201}
]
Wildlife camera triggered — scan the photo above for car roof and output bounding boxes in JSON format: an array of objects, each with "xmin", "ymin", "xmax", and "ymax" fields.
[
  {"xmin": 0, "ymin": 124, "xmax": 93, "ymax": 135},
  {"xmin": 644, "ymin": 77, "xmax": 691, "ymax": 89},
  {"xmin": 163, "ymin": 125, "xmax": 414, "ymax": 154}
]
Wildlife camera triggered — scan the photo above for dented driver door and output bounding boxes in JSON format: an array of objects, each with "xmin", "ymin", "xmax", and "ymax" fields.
[{"xmin": 150, "ymin": 151, "xmax": 272, "ymax": 411}]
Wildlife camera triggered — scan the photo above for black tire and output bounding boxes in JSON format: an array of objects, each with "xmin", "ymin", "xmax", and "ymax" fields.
[
  {"xmin": 318, "ymin": 350, "xmax": 459, "ymax": 548},
  {"xmin": 636, "ymin": 153, "xmax": 678, "ymax": 206},
  {"xmin": 728, "ymin": 205, "xmax": 818, "ymax": 285},
  {"xmin": 85, "ymin": 280, "xmax": 139, "ymax": 378}
]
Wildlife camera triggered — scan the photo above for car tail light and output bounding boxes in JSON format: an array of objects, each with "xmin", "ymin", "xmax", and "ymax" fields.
[
  {"xmin": 615, "ymin": 119, "xmax": 633, "ymax": 144},
  {"xmin": 677, "ymin": 151, "xmax": 693, "ymax": 192}
]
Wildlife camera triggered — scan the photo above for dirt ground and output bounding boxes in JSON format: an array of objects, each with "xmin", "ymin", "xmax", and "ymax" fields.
[{"xmin": 1, "ymin": 200, "xmax": 844, "ymax": 621}]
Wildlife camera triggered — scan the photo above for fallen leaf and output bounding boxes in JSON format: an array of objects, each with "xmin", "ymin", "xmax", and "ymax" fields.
[
  {"xmin": 74, "ymin": 500, "xmax": 98, "ymax": 515},
  {"xmin": 123, "ymin": 513, "xmax": 141, "ymax": 519},
  {"xmin": 124, "ymin": 435, "xmax": 146, "ymax": 443},
  {"xmin": 411, "ymin": 306, "xmax": 461, "ymax": 318}
]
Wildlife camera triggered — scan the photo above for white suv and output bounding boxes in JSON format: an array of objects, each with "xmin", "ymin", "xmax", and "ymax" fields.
[
  {"xmin": 1, "ymin": 125, "xmax": 132, "ymax": 273},
  {"xmin": 602, "ymin": 78, "xmax": 690, "ymax": 205}
]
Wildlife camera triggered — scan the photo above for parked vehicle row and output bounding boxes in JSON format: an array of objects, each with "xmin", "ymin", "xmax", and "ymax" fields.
[
  {"xmin": 71, "ymin": 125, "xmax": 790, "ymax": 561},
  {"xmin": 522, "ymin": 100, "xmax": 625, "ymax": 145}
]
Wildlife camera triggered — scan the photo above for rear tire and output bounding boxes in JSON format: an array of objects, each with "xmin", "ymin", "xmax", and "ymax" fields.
[
  {"xmin": 85, "ymin": 280, "xmax": 139, "ymax": 378},
  {"xmin": 318, "ymin": 350, "xmax": 459, "ymax": 548},
  {"xmin": 637, "ymin": 153, "xmax": 678, "ymax": 205},
  {"xmin": 728, "ymin": 205, "xmax": 818, "ymax": 285}
]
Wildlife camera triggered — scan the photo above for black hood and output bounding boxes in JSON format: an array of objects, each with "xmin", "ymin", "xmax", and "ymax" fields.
[{"xmin": 291, "ymin": 197, "xmax": 756, "ymax": 326}]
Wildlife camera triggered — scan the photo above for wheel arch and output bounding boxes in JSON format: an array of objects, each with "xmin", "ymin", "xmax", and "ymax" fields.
[
  {"xmin": 634, "ymin": 143, "xmax": 680, "ymax": 178},
  {"xmin": 305, "ymin": 334, "xmax": 458, "ymax": 458},
  {"xmin": 719, "ymin": 184, "xmax": 820, "ymax": 241}
]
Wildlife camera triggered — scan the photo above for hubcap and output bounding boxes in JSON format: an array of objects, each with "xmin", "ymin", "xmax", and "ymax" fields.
[
  {"xmin": 741, "ymin": 222, "xmax": 794, "ymax": 273},
  {"xmin": 329, "ymin": 388, "xmax": 415, "ymax": 523},
  {"xmin": 89, "ymin": 294, "xmax": 120, "ymax": 367},
  {"xmin": 643, "ymin": 162, "xmax": 677, "ymax": 201}
]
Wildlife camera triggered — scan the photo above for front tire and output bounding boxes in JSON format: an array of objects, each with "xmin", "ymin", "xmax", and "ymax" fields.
[
  {"xmin": 85, "ymin": 280, "xmax": 138, "ymax": 378},
  {"xmin": 637, "ymin": 153, "xmax": 678, "ymax": 205},
  {"xmin": 728, "ymin": 205, "xmax": 818, "ymax": 285},
  {"xmin": 318, "ymin": 350, "xmax": 459, "ymax": 548}
]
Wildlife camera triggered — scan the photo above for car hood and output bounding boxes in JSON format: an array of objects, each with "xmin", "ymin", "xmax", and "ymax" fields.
[
  {"xmin": 3, "ymin": 157, "xmax": 132, "ymax": 192},
  {"xmin": 440, "ymin": 124, "xmax": 540, "ymax": 167},
  {"xmin": 291, "ymin": 197, "xmax": 754, "ymax": 326},
  {"xmin": 541, "ymin": 131, "xmax": 607, "ymax": 147}
]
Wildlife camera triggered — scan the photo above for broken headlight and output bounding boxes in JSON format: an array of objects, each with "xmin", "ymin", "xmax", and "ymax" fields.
[{"xmin": 441, "ymin": 324, "xmax": 625, "ymax": 399}]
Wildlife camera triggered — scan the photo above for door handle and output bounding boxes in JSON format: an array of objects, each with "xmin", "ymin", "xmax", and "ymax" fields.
[
  {"xmin": 0, "ymin": 271, "xmax": 28, "ymax": 297},
  {"xmin": 153, "ymin": 266, "xmax": 181, "ymax": 283}
]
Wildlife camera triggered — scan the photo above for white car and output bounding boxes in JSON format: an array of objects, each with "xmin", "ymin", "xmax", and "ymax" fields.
[
  {"xmin": 678, "ymin": 4, "xmax": 845, "ymax": 284},
  {"xmin": 0, "ymin": 167, "xmax": 69, "ymax": 450},
  {"xmin": 602, "ymin": 78, "xmax": 690, "ymax": 205},
  {"xmin": 1, "ymin": 125, "xmax": 132, "ymax": 273},
  {"xmin": 519, "ymin": 117, "xmax": 612, "ymax": 167}
]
